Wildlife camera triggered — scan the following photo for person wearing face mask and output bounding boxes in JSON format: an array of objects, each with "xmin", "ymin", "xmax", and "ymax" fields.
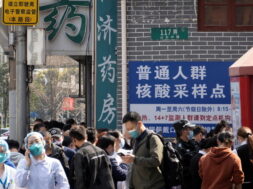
[
  {"xmin": 173, "ymin": 119, "xmax": 198, "ymax": 189},
  {"xmin": 15, "ymin": 132, "xmax": 69, "ymax": 189},
  {"xmin": 121, "ymin": 112, "xmax": 165, "ymax": 189},
  {"xmin": 69, "ymin": 126, "xmax": 115, "ymax": 189},
  {"xmin": 40, "ymin": 131, "xmax": 71, "ymax": 188},
  {"xmin": 97, "ymin": 135, "xmax": 128, "ymax": 189},
  {"xmin": 48, "ymin": 128, "xmax": 75, "ymax": 166},
  {"xmin": 0, "ymin": 140, "xmax": 16, "ymax": 189},
  {"xmin": 191, "ymin": 125, "xmax": 207, "ymax": 150}
]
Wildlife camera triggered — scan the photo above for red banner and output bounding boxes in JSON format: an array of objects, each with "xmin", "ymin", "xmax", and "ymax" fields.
[{"xmin": 61, "ymin": 97, "xmax": 75, "ymax": 111}]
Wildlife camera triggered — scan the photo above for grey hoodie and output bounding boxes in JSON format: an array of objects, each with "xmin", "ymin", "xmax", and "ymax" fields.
[{"xmin": 10, "ymin": 152, "xmax": 24, "ymax": 167}]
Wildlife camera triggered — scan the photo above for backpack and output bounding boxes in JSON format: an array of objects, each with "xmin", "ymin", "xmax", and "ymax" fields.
[{"xmin": 147, "ymin": 133, "xmax": 183, "ymax": 188}]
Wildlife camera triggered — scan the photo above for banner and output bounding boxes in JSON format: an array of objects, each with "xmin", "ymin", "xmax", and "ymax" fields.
[
  {"xmin": 62, "ymin": 97, "xmax": 75, "ymax": 111},
  {"xmin": 129, "ymin": 61, "xmax": 232, "ymax": 137},
  {"xmin": 96, "ymin": 0, "xmax": 117, "ymax": 129}
]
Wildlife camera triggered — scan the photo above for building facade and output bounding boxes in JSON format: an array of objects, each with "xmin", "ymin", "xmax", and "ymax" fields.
[{"xmin": 116, "ymin": 0, "xmax": 253, "ymax": 131}]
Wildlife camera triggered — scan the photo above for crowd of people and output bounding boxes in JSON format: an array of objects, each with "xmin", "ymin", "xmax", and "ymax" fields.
[{"xmin": 0, "ymin": 112, "xmax": 252, "ymax": 189}]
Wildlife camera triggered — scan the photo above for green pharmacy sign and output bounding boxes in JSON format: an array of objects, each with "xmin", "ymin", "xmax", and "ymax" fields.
[
  {"xmin": 151, "ymin": 27, "xmax": 188, "ymax": 40},
  {"xmin": 40, "ymin": 0, "xmax": 90, "ymax": 44},
  {"xmin": 96, "ymin": 0, "xmax": 117, "ymax": 130}
]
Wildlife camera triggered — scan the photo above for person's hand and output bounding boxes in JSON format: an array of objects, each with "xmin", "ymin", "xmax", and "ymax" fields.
[
  {"xmin": 25, "ymin": 149, "xmax": 31, "ymax": 168},
  {"xmin": 121, "ymin": 154, "xmax": 135, "ymax": 164}
]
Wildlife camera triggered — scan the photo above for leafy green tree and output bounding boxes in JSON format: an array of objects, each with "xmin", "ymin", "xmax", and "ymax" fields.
[{"xmin": 30, "ymin": 67, "xmax": 84, "ymax": 121}]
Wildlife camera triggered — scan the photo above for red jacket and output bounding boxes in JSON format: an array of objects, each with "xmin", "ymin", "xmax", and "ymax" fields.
[{"xmin": 199, "ymin": 147, "xmax": 244, "ymax": 189}]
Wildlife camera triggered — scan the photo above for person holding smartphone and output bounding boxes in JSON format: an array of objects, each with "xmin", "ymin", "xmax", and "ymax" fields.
[{"xmin": 15, "ymin": 132, "xmax": 69, "ymax": 189}]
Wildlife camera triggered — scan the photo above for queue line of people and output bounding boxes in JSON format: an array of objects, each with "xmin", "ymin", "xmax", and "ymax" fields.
[{"xmin": 0, "ymin": 113, "xmax": 252, "ymax": 189}]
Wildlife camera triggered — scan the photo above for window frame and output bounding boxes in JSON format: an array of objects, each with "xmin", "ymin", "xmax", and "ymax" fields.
[{"xmin": 198, "ymin": 0, "xmax": 253, "ymax": 31}]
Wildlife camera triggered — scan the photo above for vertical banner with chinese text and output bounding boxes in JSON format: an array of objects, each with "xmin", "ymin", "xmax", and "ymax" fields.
[
  {"xmin": 129, "ymin": 62, "xmax": 232, "ymax": 137},
  {"xmin": 96, "ymin": 0, "xmax": 117, "ymax": 129}
]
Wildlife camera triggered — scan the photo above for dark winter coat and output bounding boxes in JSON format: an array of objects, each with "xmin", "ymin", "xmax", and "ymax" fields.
[{"xmin": 73, "ymin": 142, "xmax": 115, "ymax": 189}]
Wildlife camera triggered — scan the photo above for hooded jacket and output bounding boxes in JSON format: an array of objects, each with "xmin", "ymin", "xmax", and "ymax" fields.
[{"xmin": 199, "ymin": 147, "xmax": 244, "ymax": 189}]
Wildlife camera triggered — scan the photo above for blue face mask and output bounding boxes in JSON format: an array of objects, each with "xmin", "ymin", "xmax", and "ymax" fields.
[
  {"xmin": 29, "ymin": 143, "xmax": 44, "ymax": 157},
  {"xmin": 188, "ymin": 130, "xmax": 194, "ymax": 140},
  {"xmin": 0, "ymin": 153, "xmax": 8, "ymax": 163},
  {"xmin": 128, "ymin": 129, "xmax": 139, "ymax": 139}
]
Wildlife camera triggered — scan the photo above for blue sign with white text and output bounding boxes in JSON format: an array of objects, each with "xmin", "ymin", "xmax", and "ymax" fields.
[{"xmin": 128, "ymin": 61, "xmax": 232, "ymax": 137}]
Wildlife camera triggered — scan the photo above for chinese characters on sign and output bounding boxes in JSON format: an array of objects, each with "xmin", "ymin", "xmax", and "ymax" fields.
[
  {"xmin": 135, "ymin": 65, "xmax": 225, "ymax": 99},
  {"xmin": 129, "ymin": 62, "xmax": 232, "ymax": 137},
  {"xmin": 96, "ymin": 0, "xmax": 117, "ymax": 129},
  {"xmin": 151, "ymin": 27, "xmax": 188, "ymax": 40},
  {"xmin": 230, "ymin": 78, "xmax": 241, "ymax": 137},
  {"xmin": 2, "ymin": 0, "xmax": 38, "ymax": 25},
  {"xmin": 38, "ymin": 0, "xmax": 91, "ymax": 56},
  {"xmin": 40, "ymin": 0, "xmax": 90, "ymax": 44}
]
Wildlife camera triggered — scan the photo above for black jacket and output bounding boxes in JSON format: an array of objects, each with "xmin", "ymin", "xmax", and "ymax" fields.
[
  {"xmin": 73, "ymin": 142, "xmax": 115, "ymax": 189},
  {"xmin": 176, "ymin": 139, "xmax": 198, "ymax": 189},
  {"xmin": 48, "ymin": 143, "xmax": 70, "ymax": 178},
  {"xmin": 237, "ymin": 144, "xmax": 253, "ymax": 183},
  {"xmin": 190, "ymin": 152, "xmax": 204, "ymax": 189}
]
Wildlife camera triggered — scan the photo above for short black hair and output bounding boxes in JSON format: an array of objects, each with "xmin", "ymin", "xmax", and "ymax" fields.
[
  {"xmin": 173, "ymin": 119, "xmax": 189, "ymax": 138},
  {"xmin": 122, "ymin": 112, "xmax": 141, "ymax": 123},
  {"xmin": 87, "ymin": 127, "xmax": 97, "ymax": 143},
  {"xmin": 63, "ymin": 124, "xmax": 71, "ymax": 132},
  {"xmin": 47, "ymin": 120, "xmax": 64, "ymax": 130},
  {"xmin": 62, "ymin": 136, "xmax": 73, "ymax": 147},
  {"xmin": 193, "ymin": 125, "xmax": 207, "ymax": 136},
  {"xmin": 69, "ymin": 126, "xmax": 87, "ymax": 141},
  {"xmin": 199, "ymin": 137, "xmax": 218, "ymax": 149},
  {"xmin": 96, "ymin": 135, "xmax": 115, "ymax": 150},
  {"xmin": 33, "ymin": 123, "xmax": 46, "ymax": 132},
  {"xmin": 108, "ymin": 130, "xmax": 121, "ymax": 139},
  {"xmin": 66, "ymin": 118, "xmax": 76, "ymax": 125},
  {"xmin": 6, "ymin": 139, "xmax": 20, "ymax": 150},
  {"xmin": 79, "ymin": 122, "xmax": 87, "ymax": 128}
]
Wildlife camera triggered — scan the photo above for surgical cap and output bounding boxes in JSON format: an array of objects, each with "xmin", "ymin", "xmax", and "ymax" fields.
[
  {"xmin": 24, "ymin": 132, "xmax": 44, "ymax": 149},
  {"xmin": 0, "ymin": 140, "xmax": 10, "ymax": 154}
]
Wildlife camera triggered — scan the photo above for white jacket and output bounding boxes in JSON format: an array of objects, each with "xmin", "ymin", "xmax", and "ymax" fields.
[{"xmin": 15, "ymin": 155, "xmax": 69, "ymax": 189}]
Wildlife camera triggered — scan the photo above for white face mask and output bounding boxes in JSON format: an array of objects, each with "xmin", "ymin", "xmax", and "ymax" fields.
[
  {"xmin": 120, "ymin": 138, "xmax": 125, "ymax": 149},
  {"xmin": 53, "ymin": 139, "xmax": 63, "ymax": 146}
]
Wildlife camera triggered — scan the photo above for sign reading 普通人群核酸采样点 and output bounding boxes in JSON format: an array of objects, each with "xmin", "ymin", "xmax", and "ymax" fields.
[
  {"xmin": 128, "ymin": 62, "xmax": 232, "ymax": 137},
  {"xmin": 96, "ymin": 0, "xmax": 117, "ymax": 130}
]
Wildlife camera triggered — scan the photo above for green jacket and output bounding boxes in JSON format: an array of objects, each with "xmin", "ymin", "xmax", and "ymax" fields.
[{"xmin": 130, "ymin": 130, "xmax": 165, "ymax": 189}]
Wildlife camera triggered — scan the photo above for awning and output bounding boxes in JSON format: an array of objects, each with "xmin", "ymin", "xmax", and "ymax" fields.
[{"xmin": 229, "ymin": 47, "xmax": 253, "ymax": 76}]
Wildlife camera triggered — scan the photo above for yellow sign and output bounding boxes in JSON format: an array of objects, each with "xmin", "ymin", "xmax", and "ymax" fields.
[{"xmin": 2, "ymin": 0, "xmax": 39, "ymax": 25}]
